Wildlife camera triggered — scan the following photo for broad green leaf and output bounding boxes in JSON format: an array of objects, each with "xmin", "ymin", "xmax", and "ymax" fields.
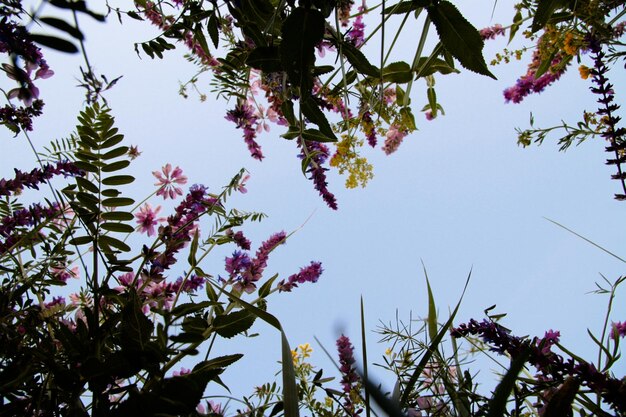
[
  {"xmin": 30, "ymin": 33, "xmax": 78, "ymax": 53},
  {"xmin": 102, "ymin": 175, "xmax": 134, "ymax": 186},
  {"xmin": 280, "ymin": 7, "xmax": 325, "ymax": 95},
  {"xmin": 101, "ymin": 211, "xmax": 134, "ymax": 221},
  {"xmin": 208, "ymin": 12, "xmax": 219, "ymax": 48},
  {"xmin": 246, "ymin": 46, "xmax": 283, "ymax": 73},
  {"xmin": 193, "ymin": 354, "xmax": 243, "ymax": 371},
  {"xmin": 532, "ymin": 0, "xmax": 569, "ymax": 32},
  {"xmin": 414, "ymin": 56, "xmax": 459, "ymax": 76},
  {"xmin": 101, "ymin": 189, "xmax": 121, "ymax": 197},
  {"xmin": 213, "ymin": 309, "xmax": 256, "ymax": 338},
  {"xmin": 40, "ymin": 16, "xmax": 84, "ymax": 40},
  {"xmin": 281, "ymin": 100, "xmax": 296, "ymax": 126},
  {"xmin": 301, "ymin": 129, "xmax": 337, "ymax": 143},
  {"xmin": 427, "ymin": 1, "xmax": 495, "ymax": 78},
  {"xmin": 170, "ymin": 301, "xmax": 215, "ymax": 319},
  {"xmin": 382, "ymin": 61, "xmax": 413, "ymax": 83},
  {"xmin": 301, "ymin": 98, "xmax": 337, "ymax": 140},
  {"xmin": 281, "ymin": 126, "xmax": 301, "ymax": 140},
  {"xmin": 69, "ymin": 235, "xmax": 92, "ymax": 246},
  {"xmin": 101, "ymin": 222, "xmax": 134, "ymax": 233},
  {"xmin": 258, "ymin": 274, "xmax": 278, "ymax": 298},
  {"xmin": 102, "ymin": 197, "xmax": 134, "ymax": 207},
  {"xmin": 383, "ymin": 0, "xmax": 430, "ymax": 15},
  {"xmin": 101, "ymin": 160, "xmax": 130, "ymax": 173},
  {"xmin": 332, "ymin": 39, "xmax": 379, "ymax": 77}
]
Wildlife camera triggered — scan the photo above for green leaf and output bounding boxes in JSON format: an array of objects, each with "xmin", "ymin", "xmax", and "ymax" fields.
[
  {"xmin": 414, "ymin": 56, "xmax": 459, "ymax": 76},
  {"xmin": 101, "ymin": 189, "xmax": 120, "ymax": 197},
  {"xmin": 301, "ymin": 129, "xmax": 337, "ymax": 143},
  {"xmin": 427, "ymin": 87, "xmax": 437, "ymax": 116},
  {"xmin": 383, "ymin": 0, "xmax": 430, "ymax": 15},
  {"xmin": 213, "ymin": 310, "xmax": 256, "ymax": 338},
  {"xmin": 208, "ymin": 12, "xmax": 219, "ymax": 48},
  {"xmin": 69, "ymin": 235, "xmax": 92, "ymax": 246},
  {"xmin": 101, "ymin": 222, "xmax": 134, "ymax": 233},
  {"xmin": 281, "ymin": 100, "xmax": 297, "ymax": 126},
  {"xmin": 193, "ymin": 354, "xmax": 243, "ymax": 372},
  {"xmin": 247, "ymin": 46, "xmax": 283, "ymax": 73},
  {"xmin": 486, "ymin": 346, "xmax": 532, "ymax": 417},
  {"xmin": 102, "ymin": 146, "xmax": 129, "ymax": 160},
  {"xmin": 99, "ymin": 235, "xmax": 131, "ymax": 252},
  {"xmin": 532, "ymin": 0, "xmax": 569, "ymax": 32},
  {"xmin": 382, "ymin": 61, "xmax": 413, "ymax": 83},
  {"xmin": 427, "ymin": 1, "xmax": 495, "ymax": 78},
  {"xmin": 101, "ymin": 211, "xmax": 134, "ymax": 221},
  {"xmin": 333, "ymin": 39, "xmax": 379, "ymax": 77},
  {"xmin": 73, "ymin": 160, "xmax": 98, "ymax": 173},
  {"xmin": 509, "ymin": 10, "xmax": 523, "ymax": 43},
  {"xmin": 102, "ymin": 197, "xmax": 134, "ymax": 207},
  {"xmin": 102, "ymin": 175, "xmax": 134, "ymax": 186},
  {"xmin": 101, "ymin": 134, "xmax": 124, "ymax": 149},
  {"xmin": 301, "ymin": 98, "xmax": 337, "ymax": 140},
  {"xmin": 424, "ymin": 266, "xmax": 438, "ymax": 342},
  {"xmin": 76, "ymin": 177, "xmax": 99, "ymax": 194},
  {"xmin": 40, "ymin": 16, "xmax": 84, "ymax": 40},
  {"xmin": 280, "ymin": 7, "xmax": 325, "ymax": 95},
  {"xmin": 170, "ymin": 301, "xmax": 215, "ymax": 319},
  {"xmin": 30, "ymin": 33, "xmax": 78, "ymax": 53},
  {"xmin": 101, "ymin": 160, "xmax": 130, "ymax": 173}
]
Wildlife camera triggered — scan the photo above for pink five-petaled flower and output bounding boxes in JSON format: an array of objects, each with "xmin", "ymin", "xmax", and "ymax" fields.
[
  {"xmin": 135, "ymin": 203, "xmax": 165, "ymax": 237},
  {"xmin": 153, "ymin": 163, "xmax": 188, "ymax": 200}
]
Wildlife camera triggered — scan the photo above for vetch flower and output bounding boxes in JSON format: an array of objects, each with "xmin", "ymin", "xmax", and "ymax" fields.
[
  {"xmin": 153, "ymin": 163, "xmax": 188, "ymax": 200},
  {"xmin": 135, "ymin": 203, "xmax": 164, "ymax": 237}
]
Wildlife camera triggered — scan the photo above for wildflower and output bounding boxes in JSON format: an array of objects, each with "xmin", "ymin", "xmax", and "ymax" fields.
[
  {"xmin": 0, "ymin": 161, "xmax": 83, "ymax": 198},
  {"xmin": 299, "ymin": 343, "xmax": 313, "ymax": 358},
  {"xmin": 337, "ymin": 0, "xmax": 355, "ymax": 26},
  {"xmin": 135, "ymin": 203, "xmax": 164, "ymax": 237},
  {"xmin": 610, "ymin": 321, "xmax": 626, "ymax": 340},
  {"xmin": 128, "ymin": 145, "xmax": 142, "ymax": 160},
  {"xmin": 479, "ymin": 24, "xmax": 505, "ymax": 40},
  {"xmin": 153, "ymin": 163, "xmax": 187, "ymax": 200},
  {"xmin": 336, "ymin": 334, "xmax": 362, "ymax": 417},
  {"xmin": 0, "ymin": 99, "xmax": 44, "ymax": 133},
  {"xmin": 173, "ymin": 367, "xmax": 191, "ymax": 377},
  {"xmin": 224, "ymin": 250, "xmax": 252, "ymax": 280},
  {"xmin": 278, "ymin": 261, "xmax": 323, "ymax": 292},
  {"xmin": 226, "ymin": 229, "xmax": 251, "ymax": 250},
  {"xmin": 579, "ymin": 65, "xmax": 591, "ymax": 80},
  {"xmin": 382, "ymin": 124, "xmax": 408, "ymax": 155},
  {"xmin": 346, "ymin": 5, "xmax": 366, "ymax": 47},
  {"xmin": 237, "ymin": 174, "xmax": 250, "ymax": 193},
  {"xmin": 300, "ymin": 141, "xmax": 338, "ymax": 210},
  {"xmin": 225, "ymin": 103, "xmax": 264, "ymax": 160},
  {"xmin": 50, "ymin": 264, "xmax": 79, "ymax": 283}
]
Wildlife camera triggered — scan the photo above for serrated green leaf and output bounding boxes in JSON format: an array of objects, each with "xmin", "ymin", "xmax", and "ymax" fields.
[
  {"xmin": 247, "ymin": 46, "xmax": 282, "ymax": 72},
  {"xmin": 101, "ymin": 160, "xmax": 130, "ymax": 173},
  {"xmin": 102, "ymin": 146, "xmax": 129, "ymax": 160},
  {"xmin": 101, "ymin": 211, "xmax": 134, "ymax": 221},
  {"xmin": 171, "ymin": 301, "xmax": 215, "ymax": 319},
  {"xmin": 382, "ymin": 61, "xmax": 413, "ymax": 83},
  {"xmin": 102, "ymin": 197, "xmax": 134, "ymax": 207},
  {"xmin": 99, "ymin": 235, "xmax": 131, "ymax": 252},
  {"xmin": 213, "ymin": 310, "xmax": 256, "ymax": 338},
  {"xmin": 102, "ymin": 175, "xmax": 134, "ymax": 186},
  {"xmin": 301, "ymin": 98, "xmax": 337, "ymax": 140},
  {"xmin": 333, "ymin": 39, "xmax": 379, "ymax": 77},
  {"xmin": 532, "ymin": 0, "xmax": 569, "ymax": 32},
  {"xmin": 193, "ymin": 354, "xmax": 243, "ymax": 372},
  {"xmin": 208, "ymin": 12, "xmax": 219, "ymax": 48},
  {"xmin": 427, "ymin": 1, "xmax": 495, "ymax": 79},
  {"xmin": 301, "ymin": 129, "xmax": 337, "ymax": 143},
  {"xmin": 383, "ymin": 0, "xmax": 430, "ymax": 15},
  {"xmin": 101, "ymin": 222, "xmax": 134, "ymax": 233}
]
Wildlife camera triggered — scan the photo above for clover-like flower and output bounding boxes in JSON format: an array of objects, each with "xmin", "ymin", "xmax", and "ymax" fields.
[{"xmin": 153, "ymin": 163, "xmax": 187, "ymax": 200}]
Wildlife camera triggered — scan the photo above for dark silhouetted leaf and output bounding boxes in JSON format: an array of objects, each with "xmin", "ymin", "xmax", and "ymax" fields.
[
  {"xmin": 40, "ymin": 16, "xmax": 84, "ymax": 40},
  {"xmin": 382, "ymin": 61, "xmax": 413, "ymax": 83},
  {"xmin": 247, "ymin": 46, "xmax": 282, "ymax": 72},
  {"xmin": 213, "ymin": 309, "xmax": 256, "ymax": 338},
  {"xmin": 301, "ymin": 98, "xmax": 337, "ymax": 141},
  {"xmin": 30, "ymin": 34, "xmax": 78, "ymax": 53},
  {"xmin": 102, "ymin": 175, "xmax": 134, "ymax": 185},
  {"xmin": 101, "ymin": 222, "xmax": 134, "ymax": 233},
  {"xmin": 532, "ymin": 0, "xmax": 570, "ymax": 32},
  {"xmin": 102, "ymin": 197, "xmax": 134, "ymax": 207},
  {"xmin": 101, "ymin": 211, "xmax": 134, "ymax": 221},
  {"xmin": 99, "ymin": 234, "xmax": 131, "ymax": 252},
  {"xmin": 427, "ymin": 1, "xmax": 495, "ymax": 78},
  {"xmin": 383, "ymin": 0, "xmax": 431, "ymax": 15},
  {"xmin": 101, "ymin": 160, "xmax": 130, "ymax": 172},
  {"xmin": 301, "ymin": 129, "xmax": 337, "ymax": 143}
]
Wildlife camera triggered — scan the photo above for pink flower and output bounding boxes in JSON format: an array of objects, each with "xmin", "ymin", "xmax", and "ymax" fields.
[
  {"xmin": 135, "ymin": 203, "xmax": 164, "ymax": 236},
  {"xmin": 382, "ymin": 124, "xmax": 408, "ymax": 155},
  {"xmin": 50, "ymin": 264, "xmax": 79, "ymax": 282},
  {"xmin": 153, "ymin": 163, "xmax": 187, "ymax": 200},
  {"xmin": 237, "ymin": 174, "xmax": 250, "ymax": 193}
]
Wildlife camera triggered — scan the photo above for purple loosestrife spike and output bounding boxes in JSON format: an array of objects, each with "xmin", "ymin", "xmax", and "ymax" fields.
[
  {"xmin": 336, "ymin": 334, "xmax": 362, "ymax": 417},
  {"xmin": 226, "ymin": 229, "xmax": 251, "ymax": 250},
  {"xmin": 300, "ymin": 141, "xmax": 338, "ymax": 210},
  {"xmin": 0, "ymin": 202, "xmax": 62, "ymax": 255},
  {"xmin": 0, "ymin": 161, "xmax": 84, "ymax": 197},
  {"xmin": 610, "ymin": 321, "xmax": 626, "ymax": 340},
  {"xmin": 225, "ymin": 103, "xmax": 264, "ymax": 160},
  {"xmin": 451, "ymin": 319, "xmax": 626, "ymax": 414},
  {"xmin": 278, "ymin": 261, "xmax": 323, "ymax": 292},
  {"xmin": 234, "ymin": 231, "xmax": 287, "ymax": 293}
]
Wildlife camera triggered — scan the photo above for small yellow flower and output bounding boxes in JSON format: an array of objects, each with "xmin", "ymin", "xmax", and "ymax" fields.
[
  {"xmin": 291, "ymin": 349, "xmax": 299, "ymax": 365},
  {"xmin": 298, "ymin": 343, "xmax": 313, "ymax": 358},
  {"xmin": 579, "ymin": 65, "xmax": 591, "ymax": 80},
  {"xmin": 325, "ymin": 397, "xmax": 333, "ymax": 408},
  {"xmin": 385, "ymin": 347, "xmax": 393, "ymax": 356}
]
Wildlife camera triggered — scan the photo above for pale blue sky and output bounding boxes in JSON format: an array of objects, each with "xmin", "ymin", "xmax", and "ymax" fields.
[{"xmin": 2, "ymin": 0, "xmax": 625, "ymax": 405}]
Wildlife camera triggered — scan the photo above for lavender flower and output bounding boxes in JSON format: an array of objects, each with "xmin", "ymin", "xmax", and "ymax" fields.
[
  {"xmin": 234, "ymin": 231, "xmax": 286, "ymax": 293},
  {"xmin": 479, "ymin": 24, "xmax": 505, "ymax": 40},
  {"xmin": 0, "ymin": 202, "xmax": 62, "ymax": 255},
  {"xmin": 226, "ymin": 229, "xmax": 251, "ymax": 250}
]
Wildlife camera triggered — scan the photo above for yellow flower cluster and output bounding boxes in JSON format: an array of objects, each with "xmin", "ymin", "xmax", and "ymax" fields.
[{"xmin": 330, "ymin": 134, "xmax": 374, "ymax": 189}]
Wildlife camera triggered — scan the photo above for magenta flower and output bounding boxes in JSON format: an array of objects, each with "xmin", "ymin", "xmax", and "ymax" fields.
[
  {"xmin": 278, "ymin": 261, "xmax": 323, "ymax": 292},
  {"xmin": 135, "ymin": 203, "xmax": 164, "ymax": 236},
  {"xmin": 153, "ymin": 163, "xmax": 188, "ymax": 200},
  {"xmin": 346, "ymin": 5, "xmax": 366, "ymax": 47},
  {"xmin": 382, "ymin": 124, "xmax": 408, "ymax": 155},
  {"xmin": 225, "ymin": 103, "xmax": 264, "ymax": 161},
  {"xmin": 336, "ymin": 334, "xmax": 362, "ymax": 417},
  {"xmin": 610, "ymin": 321, "xmax": 626, "ymax": 340},
  {"xmin": 479, "ymin": 24, "xmax": 505, "ymax": 40}
]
